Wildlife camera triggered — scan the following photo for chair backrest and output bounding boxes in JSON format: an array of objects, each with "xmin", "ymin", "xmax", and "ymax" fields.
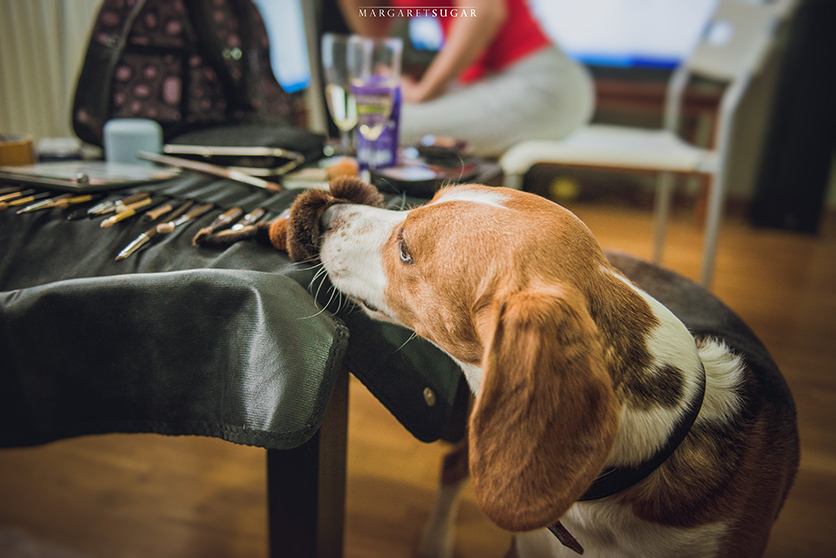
[{"xmin": 687, "ymin": 0, "xmax": 782, "ymax": 82}]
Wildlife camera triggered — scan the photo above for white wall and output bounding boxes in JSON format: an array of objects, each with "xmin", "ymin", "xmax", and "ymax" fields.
[{"xmin": 0, "ymin": 0, "xmax": 102, "ymax": 140}]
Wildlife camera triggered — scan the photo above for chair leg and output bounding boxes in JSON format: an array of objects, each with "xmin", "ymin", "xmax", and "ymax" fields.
[
  {"xmin": 267, "ymin": 367, "xmax": 349, "ymax": 558},
  {"xmin": 652, "ymin": 172, "xmax": 676, "ymax": 263},
  {"xmin": 503, "ymin": 172, "xmax": 524, "ymax": 190}
]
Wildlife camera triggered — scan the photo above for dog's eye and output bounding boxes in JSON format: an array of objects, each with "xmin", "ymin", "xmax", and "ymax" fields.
[{"xmin": 397, "ymin": 228, "xmax": 413, "ymax": 265}]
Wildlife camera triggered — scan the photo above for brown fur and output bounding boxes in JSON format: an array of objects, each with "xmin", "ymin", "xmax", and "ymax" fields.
[
  {"xmin": 469, "ymin": 284, "xmax": 619, "ymax": 531},
  {"xmin": 267, "ymin": 217, "xmax": 289, "ymax": 251}
]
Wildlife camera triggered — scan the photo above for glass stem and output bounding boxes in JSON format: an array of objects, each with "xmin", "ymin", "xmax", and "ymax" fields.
[
  {"xmin": 340, "ymin": 131, "xmax": 352, "ymax": 156},
  {"xmin": 367, "ymin": 138, "xmax": 377, "ymax": 173}
]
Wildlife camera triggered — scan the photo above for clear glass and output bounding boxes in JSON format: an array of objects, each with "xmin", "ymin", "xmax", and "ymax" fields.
[
  {"xmin": 348, "ymin": 36, "xmax": 403, "ymax": 168},
  {"xmin": 321, "ymin": 33, "xmax": 358, "ymax": 154}
]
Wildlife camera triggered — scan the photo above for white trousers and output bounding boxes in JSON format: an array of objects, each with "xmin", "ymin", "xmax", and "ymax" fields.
[{"xmin": 399, "ymin": 46, "xmax": 595, "ymax": 157}]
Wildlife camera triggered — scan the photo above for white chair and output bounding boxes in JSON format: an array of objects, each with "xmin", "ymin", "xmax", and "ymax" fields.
[{"xmin": 500, "ymin": 0, "xmax": 784, "ymax": 288}]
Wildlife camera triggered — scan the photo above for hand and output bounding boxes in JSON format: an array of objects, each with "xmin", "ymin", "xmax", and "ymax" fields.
[{"xmin": 399, "ymin": 75, "xmax": 428, "ymax": 103}]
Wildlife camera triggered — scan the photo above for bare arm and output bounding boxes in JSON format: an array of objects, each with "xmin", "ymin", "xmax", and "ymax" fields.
[
  {"xmin": 403, "ymin": 0, "xmax": 507, "ymax": 102},
  {"xmin": 336, "ymin": 0, "xmax": 395, "ymax": 38}
]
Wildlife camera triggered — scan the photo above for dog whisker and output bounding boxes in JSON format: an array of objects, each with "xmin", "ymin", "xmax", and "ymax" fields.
[
  {"xmin": 301, "ymin": 281, "xmax": 352, "ymax": 320},
  {"xmin": 376, "ymin": 176, "xmax": 404, "ymax": 197},
  {"xmin": 313, "ymin": 271, "xmax": 331, "ymax": 304},
  {"xmin": 388, "ymin": 192, "xmax": 408, "ymax": 210},
  {"xmin": 299, "ymin": 303, "xmax": 330, "ymax": 320},
  {"xmin": 396, "ymin": 331, "xmax": 418, "ymax": 352},
  {"xmin": 344, "ymin": 298, "xmax": 363, "ymax": 316},
  {"xmin": 323, "ymin": 283, "xmax": 341, "ymax": 311},
  {"xmin": 307, "ymin": 264, "xmax": 328, "ymax": 294},
  {"xmin": 333, "ymin": 289, "xmax": 346, "ymax": 314},
  {"xmin": 293, "ymin": 261, "xmax": 323, "ymax": 272}
]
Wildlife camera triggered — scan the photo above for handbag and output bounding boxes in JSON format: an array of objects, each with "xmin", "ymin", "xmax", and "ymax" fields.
[{"xmin": 72, "ymin": 0, "xmax": 302, "ymax": 147}]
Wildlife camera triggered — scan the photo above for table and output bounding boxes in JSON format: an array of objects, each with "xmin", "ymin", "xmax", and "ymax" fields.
[{"xmin": 0, "ymin": 172, "xmax": 465, "ymax": 558}]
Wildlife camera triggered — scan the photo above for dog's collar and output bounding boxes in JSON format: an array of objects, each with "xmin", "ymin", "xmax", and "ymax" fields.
[
  {"xmin": 580, "ymin": 367, "xmax": 707, "ymax": 501},
  {"xmin": 549, "ymin": 365, "xmax": 707, "ymax": 554}
]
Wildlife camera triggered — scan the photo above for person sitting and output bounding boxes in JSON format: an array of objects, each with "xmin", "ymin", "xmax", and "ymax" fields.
[{"xmin": 336, "ymin": 0, "xmax": 595, "ymax": 156}]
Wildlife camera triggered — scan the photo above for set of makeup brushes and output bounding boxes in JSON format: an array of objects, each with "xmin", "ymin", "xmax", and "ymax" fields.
[{"xmin": 0, "ymin": 185, "xmax": 272, "ymax": 261}]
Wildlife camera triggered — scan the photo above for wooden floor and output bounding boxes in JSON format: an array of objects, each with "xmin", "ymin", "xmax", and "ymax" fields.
[{"xmin": 1, "ymin": 201, "xmax": 834, "ymax": 558}]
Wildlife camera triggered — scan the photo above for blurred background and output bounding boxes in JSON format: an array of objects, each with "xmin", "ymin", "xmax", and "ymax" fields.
[{"xmin": 1, "ymin": 0, "xmax": 833, "ymax": 230}]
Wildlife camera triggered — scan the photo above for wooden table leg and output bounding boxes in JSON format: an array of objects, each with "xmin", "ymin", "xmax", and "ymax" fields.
[{"xmin": 267, "ymin": 367, "xmax": 349, "ymax": 558}]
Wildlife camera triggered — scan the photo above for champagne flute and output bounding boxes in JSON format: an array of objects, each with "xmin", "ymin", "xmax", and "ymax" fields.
[
  {"xmin": 348, "ymin": 36, "xmax": 402, "ymax": 170},
  {"xmin": 321, "ymin": 33, "xmax": 358, "ymax": 155}
]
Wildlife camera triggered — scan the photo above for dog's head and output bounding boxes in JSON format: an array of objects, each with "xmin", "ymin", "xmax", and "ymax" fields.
[{"xmin": 320, "ymin": 183, "xmax": 621, "ymax": 532}]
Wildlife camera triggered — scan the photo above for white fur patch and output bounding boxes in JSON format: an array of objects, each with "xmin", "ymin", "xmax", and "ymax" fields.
[
  {"xmin": 694, "ymin": 338, "xmax": 745, "ymax": 425},
  {"xmin": 448, "ymin": 355, "xmax": 483, "ymax": 395},
  {"xmin": 320, "ymin": 204, "xmax": 408, "ymax": 323},
  {"xmin": 432, "ymin": 187, "xmax": 508, "ymax": 209}
]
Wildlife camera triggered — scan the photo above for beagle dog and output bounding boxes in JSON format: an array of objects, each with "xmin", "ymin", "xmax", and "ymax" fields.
[{"xmin": 318, "ymin": 183, "xmax": 799, "ymax": 557}]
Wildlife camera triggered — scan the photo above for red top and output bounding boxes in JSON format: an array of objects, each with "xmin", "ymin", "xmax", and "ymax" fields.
[{"xmin": 390, "ymin": 0, "xmax": 551, "ymax": 83}]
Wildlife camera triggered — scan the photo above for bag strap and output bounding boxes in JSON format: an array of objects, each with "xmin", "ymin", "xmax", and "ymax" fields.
[
  {"xmin": 72, "ymin": 0, "xmax": 149, "ymax": 145},
  {"xmin": 114, "ymin": 0, "xmax": 149, "ymax": 53},
  {"xmin": 106, "ymin": 0, "xmax": 150, "ymax": 109}
]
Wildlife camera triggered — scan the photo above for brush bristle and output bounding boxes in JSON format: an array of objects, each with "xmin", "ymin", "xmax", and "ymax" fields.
[
  {"xmin": 191, "ymin": 225, "xmax": 214, "ymax": 245},
  {"xmin": 268, "ymin": 218, "xmax": 289, "ymax": 251}
]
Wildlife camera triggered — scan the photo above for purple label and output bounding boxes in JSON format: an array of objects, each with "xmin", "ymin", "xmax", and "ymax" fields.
[{"xmin": 356, "ymin": 85, "xmax": 401, "ymax": 169}]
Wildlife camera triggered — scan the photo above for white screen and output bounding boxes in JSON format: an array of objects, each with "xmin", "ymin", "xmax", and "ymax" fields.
[{"xmin": 528, "ymin": 0, "xmax": 718, "ymax": 68}]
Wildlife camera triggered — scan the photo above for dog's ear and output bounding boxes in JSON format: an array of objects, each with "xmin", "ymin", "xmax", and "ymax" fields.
[{"xmin": 469, "ymin": 285, "xmax": 619, "ymax": 532}]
